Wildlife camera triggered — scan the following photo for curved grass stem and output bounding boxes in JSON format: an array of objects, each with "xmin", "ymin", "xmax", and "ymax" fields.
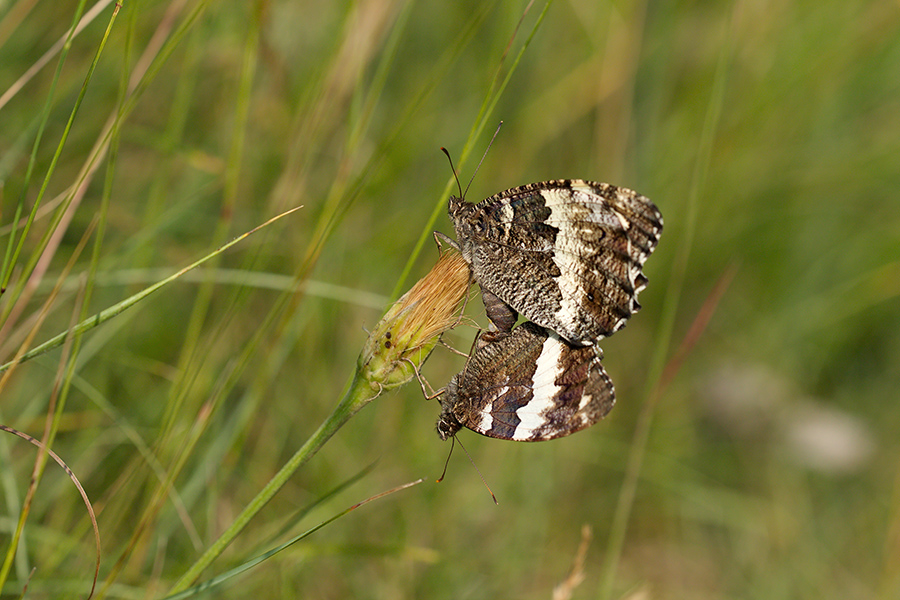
[{"xmin": 168, "ymin": 371, "xmax": 378, "ymax": 594}]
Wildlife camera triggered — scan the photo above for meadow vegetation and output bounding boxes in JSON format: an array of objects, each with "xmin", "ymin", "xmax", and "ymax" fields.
[{"xmin": 1, "ymin": 1, "xmax": 898, "ymax": 598}]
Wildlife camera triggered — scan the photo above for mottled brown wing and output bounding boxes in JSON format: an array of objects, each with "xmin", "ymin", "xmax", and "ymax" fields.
[
  {"xmin": 449, "ymin": 180, "xmax": 662, "ymax": 345},
  {"xmin": 436, "ymin": 322, "xmax": 616, "ymax": 441}
]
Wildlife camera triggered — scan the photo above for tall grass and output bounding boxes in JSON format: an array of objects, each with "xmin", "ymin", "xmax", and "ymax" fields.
[{"xmin": 1, "ymin": 0, "xmax": 898, "ymax": 598}]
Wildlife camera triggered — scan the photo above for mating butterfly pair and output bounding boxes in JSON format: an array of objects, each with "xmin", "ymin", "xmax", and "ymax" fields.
[{"xmin": 435, "ymin": 180, "xmax": 663, "ymax": 442}]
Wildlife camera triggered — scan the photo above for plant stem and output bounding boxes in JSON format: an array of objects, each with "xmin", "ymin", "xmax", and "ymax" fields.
[{"xmin": 167, "ymin": 371, "xmax": 379, "ymax": 594}]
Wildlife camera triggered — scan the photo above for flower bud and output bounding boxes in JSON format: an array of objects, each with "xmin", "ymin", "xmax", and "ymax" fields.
[{"xmin": 358, "ymin": 251, "xmax": 470, "ymax": 391}]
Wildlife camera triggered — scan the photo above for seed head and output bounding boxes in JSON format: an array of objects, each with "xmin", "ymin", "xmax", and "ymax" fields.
[{"xmin": 358, "ymin": 251, "xmax": 470, "ymax": 390}]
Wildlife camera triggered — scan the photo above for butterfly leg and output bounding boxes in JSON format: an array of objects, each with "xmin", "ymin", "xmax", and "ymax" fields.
[
  {"xmin": 403, "ymin": 357, "xmax": 444, "ymax": 400},
  {"xmin": 438, "ymin": 337, "xmax": 470, "ymax": 358},
  {"xmin": 433, "ymin": 231, "xmax": 461, "ymax": 253}
]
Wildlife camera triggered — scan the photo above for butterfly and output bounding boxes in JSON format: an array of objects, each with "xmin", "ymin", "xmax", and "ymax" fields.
[
  {"xmin": 436, "ymin": 321, "xmax": 615, "ymax": 442},
  {"xmin": 445, "ymin": 180, "xmax": 663, "ymax": 346}
]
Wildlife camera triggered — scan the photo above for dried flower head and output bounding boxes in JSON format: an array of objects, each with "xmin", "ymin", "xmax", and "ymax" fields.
[{"xmin": 359, "ymin": 251, "xmax": 471, "ymax": 391}]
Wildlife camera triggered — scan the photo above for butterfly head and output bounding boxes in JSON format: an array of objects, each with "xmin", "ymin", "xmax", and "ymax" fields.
[
  {"xmin": 447, "ymin": 195, "xmax": 474, "ymax": 227},
  {"xmin": 435, "ymin": 374, "xmax": 463, "ymax": 441},
  {"xmin": 447, "ymin": 196, "xmax": 485, "ymax": 264}
]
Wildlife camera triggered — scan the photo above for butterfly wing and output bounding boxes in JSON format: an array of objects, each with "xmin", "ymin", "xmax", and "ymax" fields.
[
  {"xmin": 439, "ymin": 322, "xmax": 616, "ymax": 441},
  {"xmin": 450, "ymin": 180, "xmax": 663, "ymax": 345}
]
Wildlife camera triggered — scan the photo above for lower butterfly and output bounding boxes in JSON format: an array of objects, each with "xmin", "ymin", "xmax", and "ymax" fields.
[{"xmin": 436, "ymin": 321, "xmax": 616, "ymax": 442}]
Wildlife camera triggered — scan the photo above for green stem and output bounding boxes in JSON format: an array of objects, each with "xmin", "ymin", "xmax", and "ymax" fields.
[{"xmin": 167, "ymin": 372, "xmax": 379, "ymax": 594}]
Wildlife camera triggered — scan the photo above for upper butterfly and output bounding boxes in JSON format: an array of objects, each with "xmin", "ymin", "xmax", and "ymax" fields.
[{"xmin": 445, "ymin": 180, "xmax": 663, "ymax": 346}]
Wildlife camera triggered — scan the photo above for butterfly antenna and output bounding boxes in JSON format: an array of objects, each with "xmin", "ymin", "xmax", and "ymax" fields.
[
  {"xmin": 457, "ymin": 436, "xmax": 499, "ymax": 505},
  {"xmin": 441, "ymin": 147, "xmax": 464, "ymax": 199},
  {"xmin": 437, "ymin": 436, "xmax": 455, "ymax": 482},
  {"xmin": 463, "ymin": 121, "xmax": 503, "ymax": 200}
]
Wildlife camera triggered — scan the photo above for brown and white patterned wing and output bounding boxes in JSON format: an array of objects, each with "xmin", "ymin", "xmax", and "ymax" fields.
[
  {"xmin": 449, "ymin": 180, "xmax": 662, "ymax": 345},
  {"xmin": 436, "ymin": 322, "xmax": 616, "ymax": 442}
]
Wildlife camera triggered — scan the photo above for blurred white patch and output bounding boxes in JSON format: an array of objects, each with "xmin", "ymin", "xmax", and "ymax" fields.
[
  {"xmin": 701, "ymin": 363, "xmax": 876, "ymax": 475},
  {"xmin": 784, "ymin": 402, "xmax": 875, "ymax": 474},
  {"xmin": 701, "ymin": 363, "xmax": 785, "ymax": 436}
]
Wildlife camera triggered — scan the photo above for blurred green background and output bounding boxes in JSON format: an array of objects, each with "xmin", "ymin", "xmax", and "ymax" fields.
[{"xmin": 1, "ymin": 0, "xmax": 899, "ymax": 598}]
